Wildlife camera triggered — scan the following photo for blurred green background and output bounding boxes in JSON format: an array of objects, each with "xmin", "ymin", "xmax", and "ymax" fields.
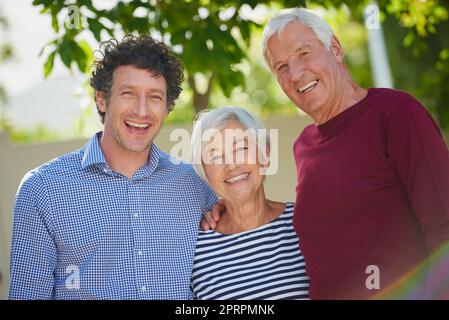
[{"xmin": 0, "ymin": 0, "xmax": 448, "ymax": 142}]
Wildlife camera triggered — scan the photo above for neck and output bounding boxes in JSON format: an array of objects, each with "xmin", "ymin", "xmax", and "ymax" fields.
[
  {"xmin": 219, "ymin": 187, "xmax": 279, "ymax": 234},
  {"xmin": 314, "ymin": 73, "xmax": 368, "ymax": 125},
  {"xmin": 99, "ymin": 131, "xmax": 150, "ymax": 178}
]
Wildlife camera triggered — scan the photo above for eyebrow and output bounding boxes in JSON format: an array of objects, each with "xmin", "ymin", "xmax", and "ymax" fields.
[
  {"xmin": 272, "ymin": 43, "xmax": 313, "ymax": 70},
  {"xmin": 118, "ymin": 85, "xmax": 166, "ymax": 95}
]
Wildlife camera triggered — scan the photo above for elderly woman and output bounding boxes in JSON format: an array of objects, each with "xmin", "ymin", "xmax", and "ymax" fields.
[{"xmin": 190, "ymin": 106, "xmax": 309, "ymax": 300}]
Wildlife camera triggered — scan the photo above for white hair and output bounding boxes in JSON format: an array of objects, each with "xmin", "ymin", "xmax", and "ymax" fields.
[
  {"xmin": 262, "ymin": 7, "xmax": 334, "ymax": 69},
  {"xmin": 190, "ymin": 106, "xmax": 270, "ymax": 181}
]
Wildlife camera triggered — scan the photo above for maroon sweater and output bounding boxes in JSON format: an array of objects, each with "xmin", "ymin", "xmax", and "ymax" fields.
[{"xmin": 293, "ymin": 88, "xmax": 449, "ymax": 299}]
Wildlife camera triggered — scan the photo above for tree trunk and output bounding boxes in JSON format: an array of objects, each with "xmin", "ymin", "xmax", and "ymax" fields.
[{"xmin": 188, "ymin": 73, "xmax": 214, "ymax": 115}]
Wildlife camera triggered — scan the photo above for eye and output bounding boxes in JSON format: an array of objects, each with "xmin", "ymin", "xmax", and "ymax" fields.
[
  {"xmin": 204, "ymin": 151, "xmax": 222, "ymax": 163},
  {"xmin": 121, "ymin": 91, "xmax": 134, "ymax": 96},
  {"xmin": 149, "ymin": 95, "xmax": 163, "ymax": 101},
  {"xmin": 209, "ymin": 155, "xmax": 223, "ymax": 164},
  {"xmin": 299, "ymin": 51, "xmax": 310, "ymax": 57},
  {"xmin": 277, "ymin": 64, "xmax": 287, "ymax": 73}
]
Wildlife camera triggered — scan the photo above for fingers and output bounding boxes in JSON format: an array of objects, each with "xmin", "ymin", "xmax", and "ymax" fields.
[
  {"xmin": 206, "ymin": 211, "xmax": 218, "ymax": 229},
  {"xmin": 200, "ymin": 200, "xmax": 226, "ymax": 231},
  {"xmin": 200, "ymin": 218, "xmax": 211, "ymax": 231},
  {"xmin": 211, "ymin": 200, "xmax": 226, "ymax": 221},
  {"xmin": 201, "ymin": 211, "xmax": 217, "ymax": 231}
]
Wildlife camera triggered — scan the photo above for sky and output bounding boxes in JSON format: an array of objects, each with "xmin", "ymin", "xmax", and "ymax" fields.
[
  {"xmin": 0, "ymin": 0, "xmax": 270, "ymax": 135},
  {"xmin": 0, "ymin": 0, "xmax": 99, "ymax": 134},
  {"xmin": 0, "ymin": 0, "xmax": 119, "ymax": 95},
  {"xmin": 1, "ymin": 0, "xmax": 70, "ymax": 95}
]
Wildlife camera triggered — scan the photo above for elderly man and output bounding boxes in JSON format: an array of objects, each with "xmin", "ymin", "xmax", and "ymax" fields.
[
  {"xmin": 203, "ymin": 8, "xmax": 449, "ymax": 299},
  {"xmin": 262, "ymin": 8, "xmax": 449, "ymax": 299}
]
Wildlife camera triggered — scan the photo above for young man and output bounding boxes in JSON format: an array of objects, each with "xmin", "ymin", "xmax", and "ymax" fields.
[{"xmin": 9, "ymin": 35, "xmax": 216, "ymax": 299}]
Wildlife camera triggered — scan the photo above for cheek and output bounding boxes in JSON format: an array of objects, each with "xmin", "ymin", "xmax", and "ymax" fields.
[
  {"xmin": 154, "ymin": 107, "xmax": 168, "ymax": 121},
  {"xmin": 277, "ymin": 75, "xmax": 289, "ymax": 90},
  {"xmin": 203, "ymin": 165, "xmax": 219, "ymax": 183}
]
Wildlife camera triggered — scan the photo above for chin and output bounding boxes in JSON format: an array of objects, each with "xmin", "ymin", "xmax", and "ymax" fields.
[
  {"xmin": 122, "ymin": 141, "xmax": 152, "ymax": 153},
  {"xmin": 229, "ymin": 190, "xmax": 253, "ymax": 201}
]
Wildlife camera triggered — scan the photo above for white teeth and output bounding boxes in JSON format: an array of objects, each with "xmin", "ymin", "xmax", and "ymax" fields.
[
  {"xmin": 225, "ymin": 173, "xmax": 249, "ymax": 184},
  {"xmin": 297, "ymin": 80, "xmax": 318, "ymax": 93},
  {"xmin": 125, "ymin": 121, "xmax": 150, "ymax": 129}
]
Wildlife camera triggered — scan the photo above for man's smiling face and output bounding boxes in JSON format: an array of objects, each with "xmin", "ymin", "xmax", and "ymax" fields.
[
  {"xmin": 267, "ymin": 21, "xmax": 345, "ymax": 119},
  {"xmin": 97, "ymin": 65, "xmax": 168, "ymax": 154}
]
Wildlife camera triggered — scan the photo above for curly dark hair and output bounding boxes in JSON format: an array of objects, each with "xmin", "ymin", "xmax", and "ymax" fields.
[{"xmin": 90, "ymin": 35, "xmax": 184, "ymax": 123}]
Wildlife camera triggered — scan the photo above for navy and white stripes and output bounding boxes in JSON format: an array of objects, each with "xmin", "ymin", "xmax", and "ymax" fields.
[{"xmin": 191, "ymin": 202, "xmax": 309, "ymax": 300}]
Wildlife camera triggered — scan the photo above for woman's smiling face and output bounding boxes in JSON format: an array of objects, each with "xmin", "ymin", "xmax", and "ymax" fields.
[{"xmin": 202, "ymin": 121, "xmax": 268, "ymax": 202}]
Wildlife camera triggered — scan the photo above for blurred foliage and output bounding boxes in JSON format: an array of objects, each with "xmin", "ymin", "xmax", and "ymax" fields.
[
  {"xmin": 31, "ymin": 0, "xmax": 449, "ymax": 135},
  {"xmin": 310, "ymin": 0, "xmax": 449, "ymax": 130},
  {"xmin": 380, "ymin": 1, "xmax": 449, "ymax": 129},
  {"xmin": 32, "ymin": 0, "xmax": 302, "ymax": 114},
  {"xmin": 8, "ymin": 125, "xmax": 61, "ymax": 143},
  {"xmin": 383, "ymin": 14, "xmax": 449, "ymax": 129},
  {"xmin": 0, "ymin": 5, "xmax": 14, "ymax": 133}
]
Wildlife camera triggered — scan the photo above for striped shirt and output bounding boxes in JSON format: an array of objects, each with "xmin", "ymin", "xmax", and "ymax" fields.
[{"xmin": 191, "ymin": 202, "xmax": 309, "ymax": 300}]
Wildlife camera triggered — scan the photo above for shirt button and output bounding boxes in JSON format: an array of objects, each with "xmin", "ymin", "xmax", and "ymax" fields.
[
  {"xmin": 141, "ymin": 286, "xmax": 146, "ymax": 292},
  {"xmin": 137, "ymin": 250, "xmax": 143, "ymax": 256},
  {"xmin": 133, "ymin": 213, "xmax": 139, "ymax": 218}
]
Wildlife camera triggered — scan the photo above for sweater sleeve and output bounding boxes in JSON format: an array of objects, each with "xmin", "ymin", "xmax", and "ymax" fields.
[
  {"xmin": 386, "ymin": 99, "xmax": 449, "ymax": 253},
  {"xmin": 386, "ymin": 99, "xmax": 449, "ymax": 298}
]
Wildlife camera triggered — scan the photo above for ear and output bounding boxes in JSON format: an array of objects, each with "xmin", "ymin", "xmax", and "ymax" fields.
[
  {"xmin": 330, "ymin": 36, "xmax": 344, "ymax": 63},
  {"xmin": 259, "ymin": 147, "xmax": 271, "ymax": 176},
  {"xmin": 265, "ymin": 147, "xmax": 271, "ymax": 166},
  {"xmin": 96, "ymin": 91, "xmax": 107, "ymax": 113}
]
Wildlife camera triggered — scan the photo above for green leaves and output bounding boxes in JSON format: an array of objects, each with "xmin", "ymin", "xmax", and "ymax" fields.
[
  {"xmin": 43, "ymin": 50, "xmax": 56, "ymax": 77},
  {"xmin": 42, "ymin": 37, "xmax": 92, "ymax": 78},
  {"xmin": 32, "ymin": 0, "xmax": 273, "ymax": 111},
  {"xmin": 59, "ymin": 38, "xmax": 90, "ymax": 72},
  {"xmin": 87, "ymin": 18, "xmax": 104, "ymax": 42},
  {"xmin": 31, "ymin": 0, "xmax": 449, "ymax": 128}
]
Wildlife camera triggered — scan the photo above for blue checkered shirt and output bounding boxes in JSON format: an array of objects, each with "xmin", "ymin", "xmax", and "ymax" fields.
[{"xmin": 9, "ymin": 132, "xmax": 217, "ymax": 300}]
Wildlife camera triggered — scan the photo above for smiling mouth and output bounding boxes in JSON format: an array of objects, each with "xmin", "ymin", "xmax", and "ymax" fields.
[
  {"xmin": 297, "ymin": 80, "xmax": 319, "ymax": 94},
  {"xmin": 225, "ymin": 172, "xmax": 250, "ymax": 184},
  {"xmin": 125, "ymin": 120, "xmax": 151, "ymax": 131}
]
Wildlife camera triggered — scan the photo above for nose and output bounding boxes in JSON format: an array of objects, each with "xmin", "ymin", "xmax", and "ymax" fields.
[
  {"xmin": 222, "ymin": 149, "xmax": 239, "ymax": 170},
  {"xmin": 224, "ymin": 152, "xmax": 246, "ymax": 171},
  {"xmin": 134, "ymin": 94, "xmax": 149, "ymax": 117},
  {"xmin": 288, "ymin": 59, "xmax": 305, "ymax": 83},
  {"xmin": 225, "ymin": 162, "xmax": 239, "ymax": 171}
]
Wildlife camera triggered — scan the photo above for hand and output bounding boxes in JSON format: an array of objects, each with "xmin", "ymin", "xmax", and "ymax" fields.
[{"xmin": 201, "ymin": 199, "xmax": 225, "ymax": 231}]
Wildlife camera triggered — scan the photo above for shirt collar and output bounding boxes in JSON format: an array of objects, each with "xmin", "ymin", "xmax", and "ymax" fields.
[
  {"xmin": 81, "ymin": 132, "xmax": 107, "ymax": 169},
  {"xmin": 139, "ymin": 142, "xmax": 163, "ymax": 179},
  {"xmin": 81, "ymin": 132, "xmax": 164, "ymax": 178}
]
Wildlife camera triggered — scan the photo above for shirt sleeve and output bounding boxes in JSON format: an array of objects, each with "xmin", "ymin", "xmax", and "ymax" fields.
[
  {"xmin": 8, "ymin": 171, "xmax": 57, "ymax": 300},
  {"xmin": 386, "ymin": 99, "xmax": 449, "ymax": 298},
  {"xmin": 387, "ymin": 99, "xmax": 449, "ymax": 253},
  {"xmin": 199, "ymin": 176, "xmax": 218, "ymax": 214}
]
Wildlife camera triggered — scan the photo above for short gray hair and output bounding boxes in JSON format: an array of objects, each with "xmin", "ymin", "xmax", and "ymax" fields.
[
  {"xmin": 190, "ymin": 106, "xmax": 270, "ymax": 181},
  {"xmin": 262, "ymin": 7, "xmax": 334, "ymax": 69}
]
